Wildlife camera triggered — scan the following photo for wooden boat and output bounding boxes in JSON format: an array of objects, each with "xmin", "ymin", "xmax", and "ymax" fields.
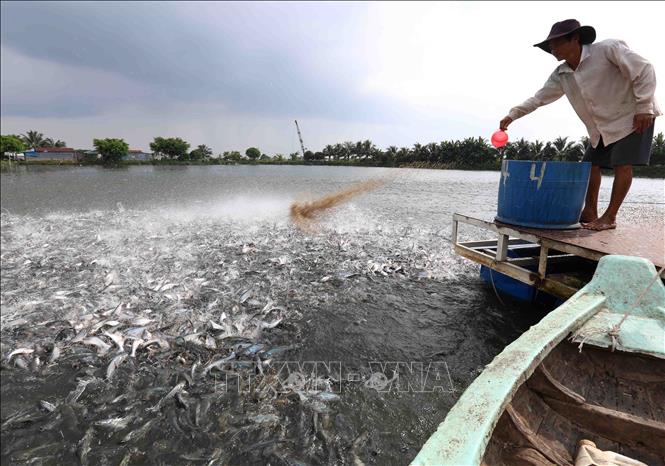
[{"xmin": 412, "ymin": 255, "xmax": 665, "ymax": 466}]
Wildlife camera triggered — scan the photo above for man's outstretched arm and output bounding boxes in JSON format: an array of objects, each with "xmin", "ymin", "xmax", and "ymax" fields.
[{"xmin": 500, "ymin": 71, "xmax": 565, "ymax": 129}]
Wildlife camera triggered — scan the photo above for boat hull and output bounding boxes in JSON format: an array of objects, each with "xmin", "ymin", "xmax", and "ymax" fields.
[{"xmin": 482, "ymin": 341, "xmax": 665, "ymax": 465}]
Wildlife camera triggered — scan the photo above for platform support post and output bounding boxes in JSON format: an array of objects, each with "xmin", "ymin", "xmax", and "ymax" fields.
[
  {"xmin": 538, "ymin": 246, "xmax": 549, "ymax": 278},
  {"xmin": 496, "ymin": 234, "xmax": 509, "ymax": 261}
]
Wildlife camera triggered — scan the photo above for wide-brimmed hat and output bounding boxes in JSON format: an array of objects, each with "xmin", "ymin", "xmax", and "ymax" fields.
[{"xmin": 534, "ymin": 19, "xmax": 596, "ymax": 53}]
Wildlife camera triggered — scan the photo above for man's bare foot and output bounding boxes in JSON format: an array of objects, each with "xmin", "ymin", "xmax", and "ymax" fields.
[
  {"xmin": 579, "ymin": 208, "xmax": 598, "ymax": 223},
  {"xmin": 582, "ymin": 215, "xmax": 616, "ymax": 231}
]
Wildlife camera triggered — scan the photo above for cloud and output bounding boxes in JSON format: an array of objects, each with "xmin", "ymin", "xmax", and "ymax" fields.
[
  {"xmin": 1, "ymin": 46, "xmax": 151, "ymax": 117},
  {"xmin": 0, "ymin": 1, "xmax": 408, "ymax": 122},
  {"xmin": 1, "ymin": 1, "xmax": 663, "ymax": 153}
]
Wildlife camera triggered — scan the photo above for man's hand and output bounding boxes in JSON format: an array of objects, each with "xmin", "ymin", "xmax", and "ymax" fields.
[
  {"xmin": 633, "ymin": 113, "xmax": 654, "ymax": 134},
  {"xmin": 499, "ymin": 116, "xmax": 513, "ymax": 131}
]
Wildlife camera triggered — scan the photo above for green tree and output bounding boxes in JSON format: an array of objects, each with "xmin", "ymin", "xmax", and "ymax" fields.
[
  {"xmin": 1, "ymin": 135, "xmax": 27, "ymax": 155},
  {"xmin": 223, "ymin": 150, "xmax": 242, "ymax": 162},
  {"xmin": 189, "ymin": 144, "xmax": 213, "ymax": 160},
  {"xmin": 289, "ymin": 152, "xmax": 300, "ymax": 161},
  {"xmin": 150, "ymin": 137, "xmax": 190, "ymax": 159},
  {"xmin": 274, "ymin": 153, "xmax": 285, "ymax": 162},
  {"xmin": 94, "ymin": 138, "xmax": 129, "ymax": 166},
  {"xmin": 42, "ymin": 137, "xmax": 66, "ymax": 147},
  {"xmin": 245, "ymin": 147, "xmax": 261, "ymax": 160},
  {"xmin": 20, "ymin": 130, "xmax": 45, "ymax": 149},
  {"xmin": 384, "ymin": 146, "xmax": 398, "ymax": 166},
  {"xmin": 651, "ymin": 132, "xmax": 665, "ymax": 165},
  {"xmin": 259, "ymin": 153, "xmax": 271, "ymax": 161}
]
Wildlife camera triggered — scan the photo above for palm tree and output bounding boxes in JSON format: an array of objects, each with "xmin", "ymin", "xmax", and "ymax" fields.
[
  {"xmin": 552, "ymin": 136, "xmax": 569, "ymax": 160},
  {"xmin": 21, "ymin": 130, "xmax": 45, "ymax": 149},
  {"xmin": 651, "ymin": 132, "xmax": 665, "ymax": 165},
  {"xmin": 385, "ymin": 146, "xmax": 398, "ymax": 166},
  {"xmin": 54, "ymin": 139, "xmax": 67, "ymax": 147},
  {"xmin": 530, "ymin": 140, "xmax": 545, "ymax": 159}
]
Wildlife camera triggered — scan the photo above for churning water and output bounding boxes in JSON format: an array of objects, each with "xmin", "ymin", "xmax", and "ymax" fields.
[{"xmin": 1, "ymin": 165, "xmax": 663, "ymax": 465}]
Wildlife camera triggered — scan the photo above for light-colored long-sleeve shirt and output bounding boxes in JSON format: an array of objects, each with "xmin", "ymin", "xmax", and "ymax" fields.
[{"xmin": 508, "ymin": 39, "xmax": 661, "ymax": 148}]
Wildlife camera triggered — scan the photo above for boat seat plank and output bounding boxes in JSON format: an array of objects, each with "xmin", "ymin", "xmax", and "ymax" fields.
[{"xmin": 543, "ymin": 396, "xmax": 665, "ymax": 457}]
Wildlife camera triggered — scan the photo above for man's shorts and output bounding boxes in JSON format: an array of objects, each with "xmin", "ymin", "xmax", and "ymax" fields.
[{"xmin": 582, "ymin": 124, "xmax": 654, "ymax": 169}]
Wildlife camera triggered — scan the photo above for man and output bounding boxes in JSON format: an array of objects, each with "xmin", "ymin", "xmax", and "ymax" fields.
[{"xmin": 499, "ymin": 19, "xmax": 660, "ymax": 231}]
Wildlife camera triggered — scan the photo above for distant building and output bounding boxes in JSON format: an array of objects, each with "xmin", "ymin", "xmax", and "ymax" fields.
[
  {"xmin": 82, "ymin": 150, "xmax": 100, "ymax": 160},
  {"xmin": 124, "ymin": 149, "xmax": 153, "ymax": 161},
  {"xmin": 24, "ymin": 147, "xmax": 82, "ymax": 162},
  {"xmin": 2, "ymin": 152, "xmax": 25, "ymax": 161}
]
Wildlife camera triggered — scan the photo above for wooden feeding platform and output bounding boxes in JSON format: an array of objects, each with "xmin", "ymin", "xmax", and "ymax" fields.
[{"xmin": 452, "ymin": 213, "xmax": 665, "ymax": 300}]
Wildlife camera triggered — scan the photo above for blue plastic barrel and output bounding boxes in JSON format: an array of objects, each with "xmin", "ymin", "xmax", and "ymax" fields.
[{"xmin": 496, "ymin": 160, "xmax": 591, "ymax": 229}]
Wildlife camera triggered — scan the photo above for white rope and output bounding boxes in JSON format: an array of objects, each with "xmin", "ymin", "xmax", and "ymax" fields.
[
  {"xmin": 488, "ymin": 260, "xmax": 506, "ymax": 308},
  {"xmin": 575, "ymin": 265, "xmax": 665, "ymax": 352}
]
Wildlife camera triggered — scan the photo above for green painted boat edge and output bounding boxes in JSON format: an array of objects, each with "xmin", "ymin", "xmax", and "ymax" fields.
[
  {"xmin": 410, "ymin": 255, "xmax": 665, "ymax": 466},
  {"xmin": 570, "ymin": 255, "xmax": 665, "ymax": 358}
]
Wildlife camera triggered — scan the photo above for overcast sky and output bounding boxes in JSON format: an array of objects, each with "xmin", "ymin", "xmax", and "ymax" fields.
[{"xmin": 1, "ymin": 1, "xmax": 663, "ymax": 154}]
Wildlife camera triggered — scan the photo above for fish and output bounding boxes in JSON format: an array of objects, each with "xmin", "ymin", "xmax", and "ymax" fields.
[
  {"xmin": 314, "ymin": 392, "xmax": 340, "ymax": 402},
  {"xmin": 118, "ymin": 449, "xmax": 135, "ymax": 466},
  {"xmin": 130, "ymin": 338, "xmax": 143, "ymax": 357},
  {"xmin": 201, "ymin": 352, "xmax": 236, "ymax": 377},
  {"xmin": 264, "ymin": 345, "xmax": 300, "ymax": 358},
  {"xmin": 190, "ymin": 361, "xmax": 199, "ymax": 381},
  {"xmin": 102, "ymin": 272, "xmax": 116, "ymax": 290},
  {"xmin": 82, "ymin": 337, "xmax": 111, "ymax": 355},
  {"xmin": 94, "ymin": 415, "xmax": 135, "ymax": 431},
  {"xmin": 90, "ymin": 319, "xmax": 121, "ymax": 334},
  {"xmin": 143, "ymin": 337, "xmax": 170, "ymax": 351},
  {"xmin": 239, "ymin": 289, "xmax": 253, "ymax": 303},
  {"xmin": 13, "ymin": 356, "xmax": 29, "ymax": 370},
  {"xmin": 48, "ymin": 345, "xmax": 61, "ymax": 363},
  {"xmin": 147, "ymin": 381, "xmax": 186, "ymax": 413},
  {"xmin": 29, "ymin": 355, "xmax": 42, "ymax": 371},
  {"xmin": 132, "ymin": 317, "xmax": 154, "ymax": 327},
  {"xmin": 6, "ymin": 348, "xmax": 34, "ymax": 361},
  {"xmin": 121, "ymin": 419, "xmax": 156, "ymax": 443},
  {"xmin": 72, "ymin": 329, "xmax": 88, "ymax": 343},
  {"xmin": 106, "ymin": 354, "xmax": 127, "ymax": 380},
  {"xmin": 39, "ymin": 400, "xmax": 57, "ymax": 412},
  {"xmin": 104, "ymin": 331, "xmax": 125, "ymax": 351},
  {"xmin": 1, "ymin": 408, "xmax": 44, "ymax": 430},
  {"xmin": 124, "ymin": 326, "xmax": 147, "ymax": 338},
  {"xmin": 195, "ymin": 397, "xmax": 211, "ymax": 427},
  {"xmin": 208, "ymin": 320, "xmax": 224, "ymax": 331},
  {"xmin": 66, "ymin": 377, "xmax": 97, "ymax": 404},
  {"xmin": 77, "ymin": 427, "xmax": 94, "ymax": 465},
  {"xmin": 261, "ymin": 318, "xmax": 283, "ymax": 329}
]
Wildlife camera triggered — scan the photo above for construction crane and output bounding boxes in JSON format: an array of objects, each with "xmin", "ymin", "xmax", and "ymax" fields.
[{"xmin": 294, "ymin": 120, "xmax": 306, "ymax": 158}]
